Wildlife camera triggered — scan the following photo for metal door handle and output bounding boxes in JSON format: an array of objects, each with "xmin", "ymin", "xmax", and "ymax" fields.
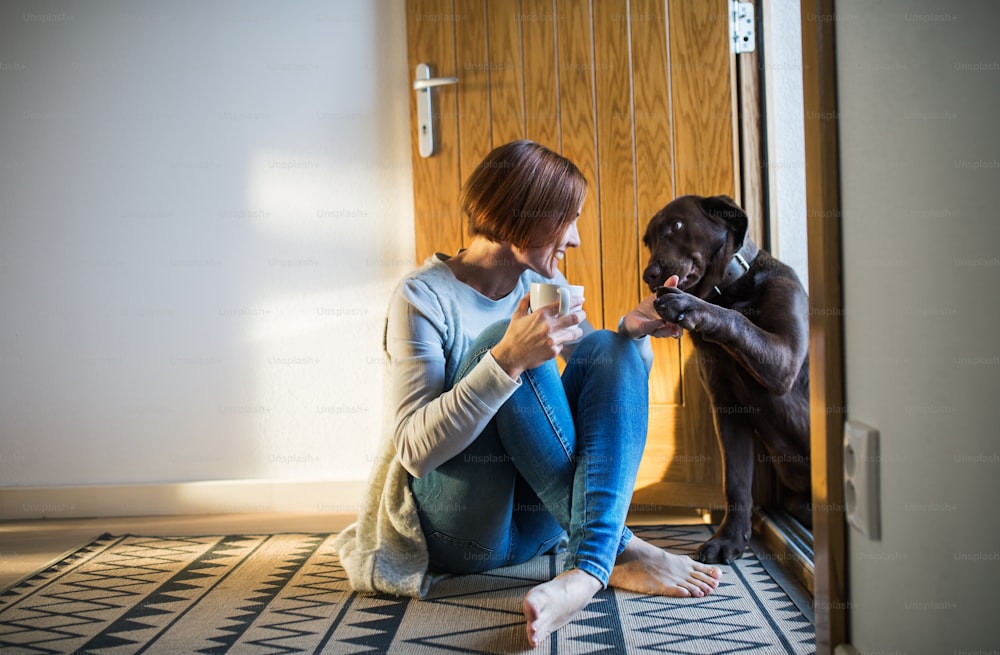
[
  {"xmin": 413, "ymin": 76, "xmax": 459, "ymax": 91},
  {"xmin": 414, "ymin": 63, "xmax": 458, "ymax": 158}
]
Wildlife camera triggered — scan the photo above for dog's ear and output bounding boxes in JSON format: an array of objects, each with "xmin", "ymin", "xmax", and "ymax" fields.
[{"xmin": 699, "ymin": 195, "xmax": 748, "ymax": 248}]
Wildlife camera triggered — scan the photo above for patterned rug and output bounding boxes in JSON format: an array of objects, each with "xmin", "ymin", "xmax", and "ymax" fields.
[{"xmin": 0, "ymin": 525, "xmax": 814, "ymax": 654}]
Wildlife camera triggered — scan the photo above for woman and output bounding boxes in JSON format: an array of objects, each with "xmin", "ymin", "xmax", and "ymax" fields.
[{"xmin": 336, "ymin": 140, "xmax": 721, "ymax": 647}]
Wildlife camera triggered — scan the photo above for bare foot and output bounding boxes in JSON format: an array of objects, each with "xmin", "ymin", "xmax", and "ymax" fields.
[
  {"xmin": 522, "ymin": 569, "xmax": 602, "ymax": 648},
  {"xmin": 608, "ymin": 536, "xmax": 723, "ymax": 598}
]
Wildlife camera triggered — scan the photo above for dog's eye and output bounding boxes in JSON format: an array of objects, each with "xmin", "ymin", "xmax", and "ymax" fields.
[
  {"xmin": 657, "ymin": 218, "xmax": 684, "ymax": 239},
  {"xmin": 663, "ymin": 220, "xmax": 683, "ymax": 236}
]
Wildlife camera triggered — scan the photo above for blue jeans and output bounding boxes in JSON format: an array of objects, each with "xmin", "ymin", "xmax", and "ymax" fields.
[{"xmin": 409, "ymin": 324, "xmax": 649, "ymax": 587}]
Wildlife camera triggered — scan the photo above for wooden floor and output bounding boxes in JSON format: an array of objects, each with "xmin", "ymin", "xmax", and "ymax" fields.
[{"xmin": 0, "ymin": 509, "xmax": 709, "ymax": 592}]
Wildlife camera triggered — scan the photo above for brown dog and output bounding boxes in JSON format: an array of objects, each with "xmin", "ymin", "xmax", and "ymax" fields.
[{"xmin": 642, "ymin": 194, "xmax": 810, "ymax": 564}]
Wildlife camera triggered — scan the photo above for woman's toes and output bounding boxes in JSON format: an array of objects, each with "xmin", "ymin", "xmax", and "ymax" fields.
[
  {"xmin": 693, "ymin": 570, "xmax": 720, "ymax": 587},
  {"xmin": 681, "ymin": 582, "xmax": 703, "ymax": 597}
]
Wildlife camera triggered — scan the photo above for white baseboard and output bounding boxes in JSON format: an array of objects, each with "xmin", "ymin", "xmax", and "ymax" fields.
[{"xmin": 0, "ymin": 479, "xmax": 368, "ymax": 520}]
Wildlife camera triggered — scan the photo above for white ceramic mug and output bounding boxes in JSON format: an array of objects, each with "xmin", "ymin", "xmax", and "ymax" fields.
[{"xmin": 529, "ymin": 282, "xmax": 585, "ymax": 317}]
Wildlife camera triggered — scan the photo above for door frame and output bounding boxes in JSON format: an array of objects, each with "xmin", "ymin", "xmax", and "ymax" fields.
[
  {"xmin": 740, "ymin": 1, "xmax": 848, "ymax": 651},
  {"xmin": 800, "ymin": 0, "xmax": 847, "ymax": 652}
]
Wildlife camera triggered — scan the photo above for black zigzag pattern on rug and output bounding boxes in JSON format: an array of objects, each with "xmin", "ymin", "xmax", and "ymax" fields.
[{"xmin": 0, "ymin": 525, "xmax": 815, "ymax": 654}]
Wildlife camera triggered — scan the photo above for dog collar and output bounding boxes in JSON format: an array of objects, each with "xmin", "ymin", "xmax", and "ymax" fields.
[{"xmin": 712, "ymin": 240, "xmax": 758, "ymax": 297}]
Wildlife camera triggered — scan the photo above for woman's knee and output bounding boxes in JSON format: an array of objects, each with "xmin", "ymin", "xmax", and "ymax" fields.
[
  {"xmin": 572, "ymin": 330, "xmax": 646, "ymax": 376},
  {"xmin": 474, "ymin": 319, "xmax": 511, "ymax": 349},
  {"xmin": 456, "ymin": 319, "xmax": 511, "ymax": 380}
]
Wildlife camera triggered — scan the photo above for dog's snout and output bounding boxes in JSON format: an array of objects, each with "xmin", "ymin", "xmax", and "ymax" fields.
[{"xmin": 642, "ymin": 262, "xmax": 662, "ymax": 289}]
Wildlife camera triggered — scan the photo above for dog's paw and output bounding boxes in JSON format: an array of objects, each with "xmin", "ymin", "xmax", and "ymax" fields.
[
  {"xmin": 694, "ymin": 532, "xmax": 751, "ymax": 565},
  {"xmin": 652, "ymin": 287, "xmax": 699, "ymax": 330}
]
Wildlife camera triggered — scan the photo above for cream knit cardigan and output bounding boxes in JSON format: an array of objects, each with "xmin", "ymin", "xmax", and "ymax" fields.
[{"xmin": 332, "ymin": 433, "xmax": 439, "ymax": 597}]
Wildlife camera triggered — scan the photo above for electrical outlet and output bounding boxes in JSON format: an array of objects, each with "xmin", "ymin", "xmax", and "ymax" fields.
[{"xmin": 844, "ymin": 420, "xmax": 880, "ymax": 540}]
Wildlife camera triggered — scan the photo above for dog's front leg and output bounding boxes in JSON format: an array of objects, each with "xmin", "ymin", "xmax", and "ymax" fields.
[
  {"xmin": 654, "ymin": 284, "xmax": 808, "ymax": 395},
  {"xmin": 697, "ymin": 412, "xmax": 755, "ymax": 564}
]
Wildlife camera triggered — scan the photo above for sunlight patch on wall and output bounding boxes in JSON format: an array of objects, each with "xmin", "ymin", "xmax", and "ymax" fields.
[{"xmin": 232, "ymin": 150, "xmax": 397, "ymax": 481}]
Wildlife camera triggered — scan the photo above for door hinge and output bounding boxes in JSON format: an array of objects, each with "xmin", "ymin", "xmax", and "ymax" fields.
[{"xmin": 730, "ymin": 0, "xmax": 756, "ymax": 54}]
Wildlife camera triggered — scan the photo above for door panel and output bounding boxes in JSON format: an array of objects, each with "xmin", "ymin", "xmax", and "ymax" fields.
[
  {"xmin": 405, "ymin": 0, "xmax": 462, "ymax": 260},
  {"xmin": 455, "ymin": 0, "xmax": 491, "ymax": 191},
  {"xmin": 486, "ymin": 1, "xmax": 524, "ymax": 144},
  {"xmin": 555, "ymin": 0, "xmax": 603, "ymax": 325},
  {"xmin": 521, "ymin": 0, "xmax": 559, "ymax": 148},
  {"xmin": 405, "ymin": 0, "xmax": 743, "ymax": 510},
  {"xmin": 593, "ymin": 0, "xmax": 637, "ymax": 330},
  {"xmin": 670, "ymin": 0, "xmax": 738, "ymax": 196}
]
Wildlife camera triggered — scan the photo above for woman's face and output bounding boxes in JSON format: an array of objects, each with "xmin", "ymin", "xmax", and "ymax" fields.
[{"xmin": 516, "ymin": 216, "xmax": 581, "ymax": 279}]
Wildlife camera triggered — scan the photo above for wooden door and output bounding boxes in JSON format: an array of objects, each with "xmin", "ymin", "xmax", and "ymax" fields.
[{"xmin": 404, "ymin": 0, "xmax": 749, "ymax": 511}]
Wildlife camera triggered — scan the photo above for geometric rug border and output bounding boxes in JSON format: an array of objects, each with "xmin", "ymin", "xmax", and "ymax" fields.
[
  {"xmin": 0, "ymin": 526, "xmax": 817, "ymax": 655},
  {"xmin": 0, "ymin": 531, "xmax": 330, "ymax": 598},
  {"xmin": 0, "ymin": 531, "xmax": 116, "ymax": 597}
]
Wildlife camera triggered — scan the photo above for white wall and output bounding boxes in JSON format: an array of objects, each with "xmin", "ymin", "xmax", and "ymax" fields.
[
  {"xmin": 835, "ymin": 2, "xmax": 999, "ymax": 651},
  {"xmin": 0, "ymin": 2, "xmax": 414, "ymax": 497},
  {"xmin": 762, "ymin": 0, "xmax": 808, "ymax": 288}
]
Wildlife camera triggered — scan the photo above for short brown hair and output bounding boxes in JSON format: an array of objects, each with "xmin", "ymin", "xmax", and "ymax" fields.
[{"xmin": 460, "ymin": 140, "xmax": 587, "ymax": 249}]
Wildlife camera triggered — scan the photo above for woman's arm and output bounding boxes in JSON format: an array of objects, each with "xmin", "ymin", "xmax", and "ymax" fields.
[
  {"xmin": 614, "ymin": 277, "xmax": 684, "ymax": 372},
  {"xmin": 386, "ymin": 288, "xmax": 520, "ymax": 479}
]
